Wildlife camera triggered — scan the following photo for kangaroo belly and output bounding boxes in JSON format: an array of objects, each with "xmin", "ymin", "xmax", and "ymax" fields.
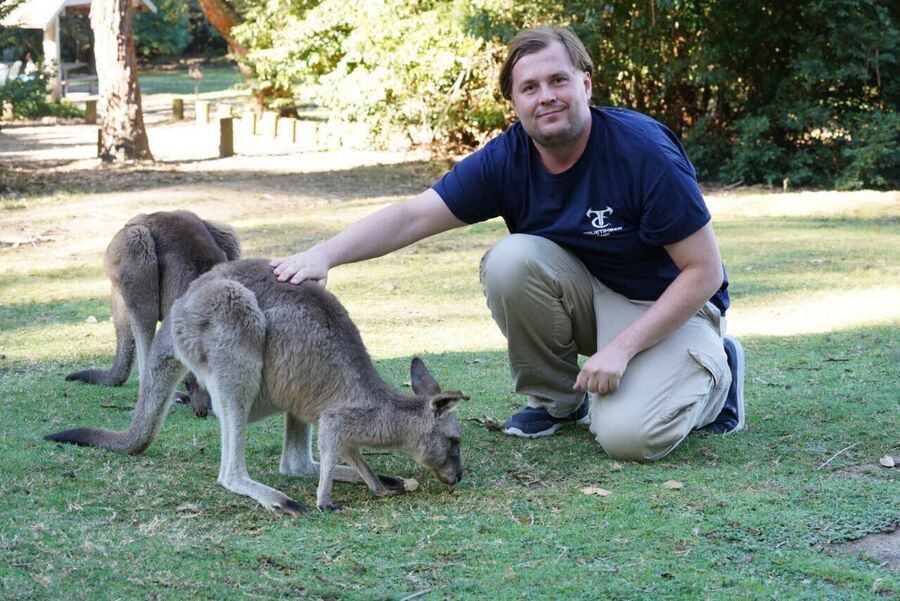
[{"xmin": 260, "ymin": 307, "xmax": 347, "ymax": 424}]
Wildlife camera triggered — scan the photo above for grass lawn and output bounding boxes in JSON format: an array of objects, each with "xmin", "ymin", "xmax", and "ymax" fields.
[
  {"xmin": 0, "ymin": 174, "xmax": 897, "ymax": 599},
  {"xmin": 139, "ymin": 65, "xmax": 244, "ymax": 97}
]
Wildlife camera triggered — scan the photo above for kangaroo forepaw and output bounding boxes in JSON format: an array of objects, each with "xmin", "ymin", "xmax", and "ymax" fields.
[
  {"xmin": 377, "ymin": 475, "xmax": 406, "ymax": 493},
  {"xmin": 191, "ymin": 399, "xmax": 211, "ymax": 419}
]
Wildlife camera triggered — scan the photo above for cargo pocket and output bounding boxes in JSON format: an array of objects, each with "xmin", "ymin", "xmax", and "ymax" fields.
[{"xmin": 658, "ymin": 348, "xmax": 724, "ymax": 424}]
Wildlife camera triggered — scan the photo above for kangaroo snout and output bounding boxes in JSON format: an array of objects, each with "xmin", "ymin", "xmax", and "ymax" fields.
[{"xmin": 435, "ymin": 468, "xmax": 463, "ymax": 486}]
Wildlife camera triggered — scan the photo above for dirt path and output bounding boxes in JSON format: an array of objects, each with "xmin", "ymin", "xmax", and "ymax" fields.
[{"xmin": 1, "ymin": 92, "xmax": 439, "ymax": 201}]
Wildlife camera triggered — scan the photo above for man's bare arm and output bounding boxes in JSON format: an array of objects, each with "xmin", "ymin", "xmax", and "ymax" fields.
[
  {"xmin": 574, "ymin": 222, "xmax": 725, "ymax": 394},
  {"xmin": 271, "ymin": 188, "xmax": 465, "ymax": 286}
]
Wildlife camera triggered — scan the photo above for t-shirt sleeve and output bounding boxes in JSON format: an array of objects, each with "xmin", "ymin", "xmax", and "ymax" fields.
[
  {"xmin": 638, "ymin": 127, "xmax": 711, "ymax": 247},
  {"xmin": 432, "ymin": 147, "xmax": 504, "ymax": 224}
]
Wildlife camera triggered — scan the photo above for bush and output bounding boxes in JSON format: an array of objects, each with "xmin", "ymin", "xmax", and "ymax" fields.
[
  {"xmin": 0, "ymin": 71, "xmax": 84, "ymax": 120},
  {"xmin": 837, "ymin": 111, "xmax": 900, "ymax": 190}
]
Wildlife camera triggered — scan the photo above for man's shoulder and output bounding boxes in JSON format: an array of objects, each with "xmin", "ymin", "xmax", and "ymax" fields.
[
  {"xmin": 592, "ymin": 106, "xmax": 690, "ymax": 168},
  {"xmin": 470, "ymin": 121, "xmax": 530, "ymax": 169},
  {"xmin": 593, "ymin": 107, "xmax": 672, "ymax": 142}
]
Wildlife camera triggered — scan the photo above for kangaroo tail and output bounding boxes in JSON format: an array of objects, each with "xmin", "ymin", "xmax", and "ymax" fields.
[{"xmin": 49, "ymin": 319, "xmax": 186, "ymax": 455}]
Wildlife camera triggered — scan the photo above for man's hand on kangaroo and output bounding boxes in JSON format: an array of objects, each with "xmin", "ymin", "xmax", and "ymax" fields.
[{"xmin": 270, "ymin": 249, "xmax": 330, "ymax": 286}]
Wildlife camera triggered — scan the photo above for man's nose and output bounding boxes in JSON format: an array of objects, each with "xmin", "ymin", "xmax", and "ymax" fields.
[{"xmin": 539, "ymin": 84, "xmax": 557, "ymax": 103}]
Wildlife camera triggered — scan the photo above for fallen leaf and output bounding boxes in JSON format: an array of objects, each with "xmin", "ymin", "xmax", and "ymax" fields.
[
  {"xmin": 662, "ymin": 480, "xmax": 685, "ymax": 490},
  {"xmin": 85, "ymin": 315, "xmax": 97, "ymax": 324},
  {"xmin": 176, "ymin": 503, "xmax": 200, "ymax": 512},
  {"xmin": 481, "ymin": 418, "xmax": 503, "ymax": 431},
  {"xmin": 879, "ymin": 455, "xmax": 895, "ymax": 468},
  {"xmin": 581, "ymin": 486, "xmax": 611, "ymax": 497}
]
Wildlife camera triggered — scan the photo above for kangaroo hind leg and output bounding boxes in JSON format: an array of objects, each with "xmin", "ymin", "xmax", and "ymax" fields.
[
  {"xmin": 174, "ymin": 278, "xmax": 308, "ymax": 515},
  {"xmin": 66, "ymin": 224, "xmax": 158, "ymax": 386}
]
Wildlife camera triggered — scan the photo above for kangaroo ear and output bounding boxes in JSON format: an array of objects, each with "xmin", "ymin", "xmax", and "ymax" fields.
[
  {"xmin": 431, "ymin": 391, "xmax": 469, "ymax": 417},
  {"xmin": 410, "ymin": 357, "xmax": 441, "ymax": 396}
]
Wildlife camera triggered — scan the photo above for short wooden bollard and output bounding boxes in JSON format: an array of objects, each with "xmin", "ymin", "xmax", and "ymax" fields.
[
  {"xmin": 96, "ymin": 127, "xmax": 103, "ymax": 157},
  {"xmin": 216, "ymin": 104, "xmax": 233, "ymax": 120},
  {"xmin": 172, "ymin": 98, "xmax": 184, "ymax": 120},
  {"xmin": 277, "ymin": 117, "xmax": 297, "ymax": 143},
  {"xmin": 195, "ymin": 100, "xmax": 210, "ymax": 124},
  {"xmin": 260, "ymin": 111, "xmax": 278, "ymax": 138},
  {"xmin": 242, "ymin": 110, "xmax": 257, "ymax": 135},
  {"xmin": 84, "ymin": 100, "xmax": 97, "ymax": 124},
  {"xmin": 219, "ymin": 117, "xmax": 234, "ymax": 158}
]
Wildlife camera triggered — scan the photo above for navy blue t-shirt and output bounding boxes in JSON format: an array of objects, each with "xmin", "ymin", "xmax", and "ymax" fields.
[{"xmin": 433, "ymin": 107, "xmax": 730, "ymax": 314}]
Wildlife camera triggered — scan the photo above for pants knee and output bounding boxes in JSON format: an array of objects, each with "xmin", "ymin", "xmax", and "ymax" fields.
[
  {"xmin": 480, "ymin": 234, "xmax": 548, "ymax": 298},
  {"xmin": 591, "ymin": 420, "xmax": 684, "ymax": 463}
]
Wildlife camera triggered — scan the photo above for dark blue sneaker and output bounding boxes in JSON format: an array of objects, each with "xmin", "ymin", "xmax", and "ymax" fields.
[
  {"xmin": 702, "ymin": 335, "xmax": 745, "ymax": 434},
  {"xmin": 503, "ymin": 398, "xmax": 591, "ymax": 438}
]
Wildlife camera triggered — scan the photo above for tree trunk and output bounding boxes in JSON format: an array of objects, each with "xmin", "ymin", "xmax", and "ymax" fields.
[
  {"xmin": 195, "ymin": 0, "xmax": 246, "ymax": 59},
  {"xmin": 91, "ymin": 0, "xmax": 152, "ymax": 162}
]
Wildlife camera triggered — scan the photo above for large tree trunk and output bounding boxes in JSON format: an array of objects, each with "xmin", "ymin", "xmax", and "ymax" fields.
[
  {"xmin": 91, "ymin": 0, "xmax": 152, "ymax": 162},
  {"xmin": 195, "ymin": 0, "xmax": 246, "ymax": 59}
]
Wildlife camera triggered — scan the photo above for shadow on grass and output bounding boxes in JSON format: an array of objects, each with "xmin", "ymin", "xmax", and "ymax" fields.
[{"xmin": 2, "ymin": 157, "xmax": 449, "ymax": 201}]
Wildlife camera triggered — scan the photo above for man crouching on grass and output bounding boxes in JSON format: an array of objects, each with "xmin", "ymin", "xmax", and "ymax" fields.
[{"xmin": 271, "ymin": 25, "xmax": 745, "ymax": 462}]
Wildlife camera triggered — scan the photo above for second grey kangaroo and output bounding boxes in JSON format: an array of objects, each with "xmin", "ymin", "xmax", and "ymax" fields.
[
  {"xmin": 65, "ymin": 210, "xmax": 241, "ymax": 417},
  {"xmin": 47, "ymin": 259, "xmax": 467, "ymax": 513}
]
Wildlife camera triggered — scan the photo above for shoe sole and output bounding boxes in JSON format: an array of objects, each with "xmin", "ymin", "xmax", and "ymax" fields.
[
  {"xmin": 502, "ymin": 414, "xmax": 591, "ymax": 439},
  {"xmin": 725, "ymin": 335, "xmax": 745, "ymax": 434}
]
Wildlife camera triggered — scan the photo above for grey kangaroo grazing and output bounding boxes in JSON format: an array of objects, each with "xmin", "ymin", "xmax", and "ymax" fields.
[
  {"xmin": 65, "ymin": 210, "xmax": 240, "ymax": 418},
  {"xmin": 47, "ymin": 259, "xmax": 467, "ymax": 513}
]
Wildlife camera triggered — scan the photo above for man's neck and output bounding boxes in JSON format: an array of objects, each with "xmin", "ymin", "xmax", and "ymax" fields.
[{"xmin": 534, "ymin": 124, "xmax": 592, "ymax": 175}]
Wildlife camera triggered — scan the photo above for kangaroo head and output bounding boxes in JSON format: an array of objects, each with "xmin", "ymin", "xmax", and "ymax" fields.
[{"xmin": 409, "ymin": 357, "xmax": 468, "ymax": 486}]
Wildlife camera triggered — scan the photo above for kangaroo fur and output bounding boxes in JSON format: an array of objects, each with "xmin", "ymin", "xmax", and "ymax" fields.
[
  {"xmin": 48, "ymin": 259, "xmax": 467, "ymax": 513},
  {"xmin": 65, "ymin": 210, "xmax": 241, "ymax": 417}
]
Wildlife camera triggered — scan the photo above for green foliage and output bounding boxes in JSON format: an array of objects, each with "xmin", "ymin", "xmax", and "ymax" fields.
[
  {"xmin": 0, "ymin": 68, "xmax": 83, "ymax": 120},
  {"xmin": 133, "ymin": 0, "xmax": 191, "ymax": 58},
  {"xmin": 232, "ymin": 0, "xmax": 897, "ymax": 187}
]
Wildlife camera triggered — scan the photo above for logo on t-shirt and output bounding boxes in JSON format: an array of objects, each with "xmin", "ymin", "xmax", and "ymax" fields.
[{"xmin": 584, "ymin": 207, "xmax": 623, "ymax": 237}]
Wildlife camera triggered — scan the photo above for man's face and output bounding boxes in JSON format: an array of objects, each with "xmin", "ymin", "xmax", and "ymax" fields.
[{"xmin": 509, "ymin": 41, "xmax": 592, "ymax": 151}]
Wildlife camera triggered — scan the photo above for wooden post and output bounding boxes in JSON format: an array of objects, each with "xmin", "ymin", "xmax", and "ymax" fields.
[
  {"xmin": 84, "ymin": 100, "xmax": 97, "ymax": 124},
  {"xmin": 195, "ymin": 100, "xmax": 210, "ymax": 124},
  {"xmin": 172, "ymin": 98, "xmax": 184, "ymax": 120},
  {"xmin": 260, "ymin": 111, "xmax": 278, "ymax": 138},
  {"xmin": 96, "ymin": 127, "xmax": 103, "ymax": 157},
  {"xmin": 219, "ymin": 117, "xmax": 234, "ymax": 158},
  {"xmin": 242, "ymin": 110, "xmax": 257, "ymax": 135},
  {"xmin": 278, "ymin": 117, "xmax": 297, "ymax": 143}
]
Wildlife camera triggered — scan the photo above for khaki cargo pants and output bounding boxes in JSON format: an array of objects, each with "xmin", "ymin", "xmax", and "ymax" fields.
[{"xmin": 480, "ymin": 234, "xmax": 731, "ymax": 462}]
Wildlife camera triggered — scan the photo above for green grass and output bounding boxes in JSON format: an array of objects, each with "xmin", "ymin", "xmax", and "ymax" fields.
[
  {"xmin": 0, "ymin": 177, "xmax": 897, "ymax": 600},
  {"xmin": 138, "ymin": 65, "xmax": 244, "ymax": 96}
]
